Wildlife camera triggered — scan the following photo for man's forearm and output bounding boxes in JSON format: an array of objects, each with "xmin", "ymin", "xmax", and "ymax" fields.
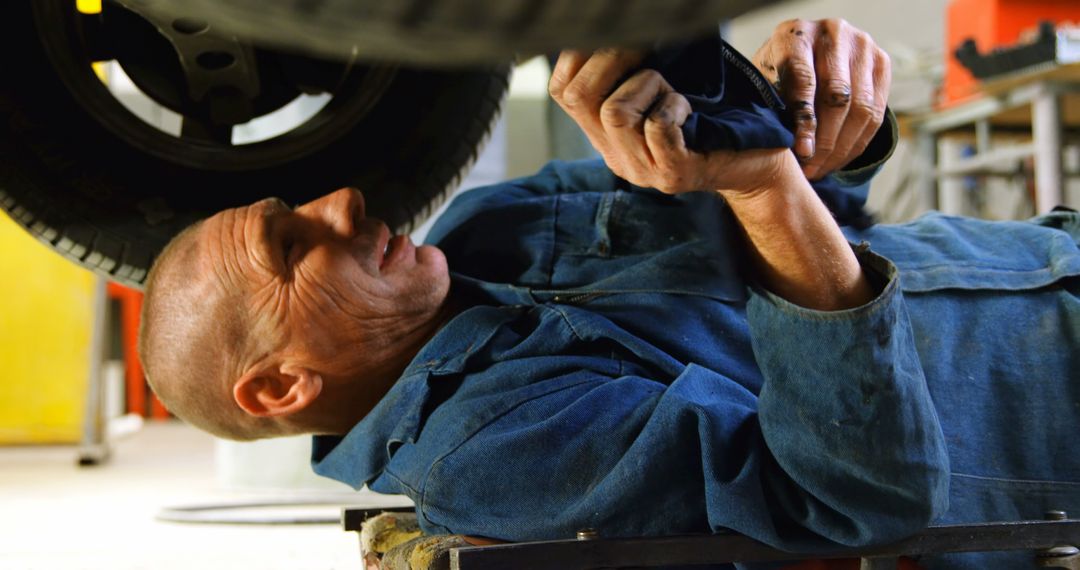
[{"xmin": 718, "ymin": 152, "xmax": 874, "ymax": 311}]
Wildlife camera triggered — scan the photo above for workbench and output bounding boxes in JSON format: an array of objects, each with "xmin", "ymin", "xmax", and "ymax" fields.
[{"xmin": 906, "ymin": 31, "xmax": 1080, "ymax": 216}]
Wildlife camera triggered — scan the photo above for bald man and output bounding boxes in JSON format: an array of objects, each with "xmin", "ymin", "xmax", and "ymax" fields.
[
  {"xmin": 140, "ymin": 190, "xmax": 454, "ymax": 440},
  {"xmin": 139, "ymin": 23, "xmax": 1080, "ymax": 570}
]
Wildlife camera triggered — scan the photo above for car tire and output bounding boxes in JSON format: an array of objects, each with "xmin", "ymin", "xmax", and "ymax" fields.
[
  {"xmin": 147, "ymin": 0, "xmax": 780, "ymax": 64},
  {"xmin": 0, "ymin": 0, "xmax": 508, "ymax": 289}
]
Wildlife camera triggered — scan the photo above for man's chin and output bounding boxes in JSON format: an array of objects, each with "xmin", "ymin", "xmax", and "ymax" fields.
[{"xmin": 416, "ymin": 244, "xmax": 448, "ymax": 272}]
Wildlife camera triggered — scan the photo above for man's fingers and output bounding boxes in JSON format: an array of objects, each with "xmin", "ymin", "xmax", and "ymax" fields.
[
  {"xmin": 756, "ymin": 18, "xmax": 892, "ymax": 179},
  {"xmin": 644, "ymin": 91, "xmax": 694, "ymax": 192},
  {"xmin": 803, "ymin": 19, "xmax": 852, "ymax": 177},
  {"xmin": 831, "ymin": 48, "xmax": 891, "ymax": 173},
  {"xmin": 753, "ymin": 42, "xmax": 780, "ymax": 84},
  {"xmin": 556, "ymin": 49, "xmax": 646, "ymax": 119},
  {"xmin": 549, "ymin": 50, "xmax": 607, "ymax": 154},
  {"xmin": 816, "ymin": 19, "xmax": 854, "ymax": 108},
  {"xmin": 838, "ymin": 49, "xmax": 891, "ymax": 173},
  {"xmin": 548, "ymin": 50, "xmax": 590, "ymax": 99},
  {"xmin": 814, "ymin": 37, "xmax": 887, "ymax": 176},
  {"xmin": 775, "ymin": 19, "xmax": 818, "ymax": 161},
  {"xmin": 600, "ymin": 69, "xmax": 672, "ymax": 171},
  {"xmin": 550, "ymin": 48, "xmax": 646, "ymax": 160}
]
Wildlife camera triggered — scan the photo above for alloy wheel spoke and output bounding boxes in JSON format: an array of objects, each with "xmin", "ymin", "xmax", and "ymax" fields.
[
  {"xmin": 180, "ymin": 115, "xmax": 233, "ymax": 145},
  {"xmin": 79, "ymin": 13, "xmax": 116, "ymax": 63}
]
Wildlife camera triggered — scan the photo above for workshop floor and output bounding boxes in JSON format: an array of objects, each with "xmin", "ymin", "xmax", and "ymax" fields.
[{"xmin": 0, "ymin": 422, "xmax": 406, "ymax": 569}]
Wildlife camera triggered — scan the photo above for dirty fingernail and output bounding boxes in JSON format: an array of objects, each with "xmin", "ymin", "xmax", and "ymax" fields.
[{"xmin": 796, "ymin": 136, "xmax": 815, "ymax": 160}]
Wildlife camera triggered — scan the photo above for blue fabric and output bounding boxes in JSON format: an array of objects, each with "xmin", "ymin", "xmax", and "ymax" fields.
[
  {"xmin": 647, "ymin": 35, "xmax": 890, "ymax": 228},
  {"xmin": 311, "ymin": 159, "xmax": 1080, "ymax": 569},
  {"xmin": 647, "ymin": 35, "xmax": 794, "ymax": 153}
]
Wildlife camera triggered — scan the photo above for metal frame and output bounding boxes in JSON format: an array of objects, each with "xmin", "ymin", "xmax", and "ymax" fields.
[
  {"xmin": 78, "ymin": 277, "xmax": 110, "ymax": 466},
  {"xmin": 343, "ymin": 509, "xmax": 1080, "ymax": 570},
  {"xmin": 76, "ymin": 279, "xmax": 149, "ymax": 466}
]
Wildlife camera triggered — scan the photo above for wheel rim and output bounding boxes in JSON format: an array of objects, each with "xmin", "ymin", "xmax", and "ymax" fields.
[{"xmin": 30, "ymin": 0, "xmax": 399, "ymax": 172}]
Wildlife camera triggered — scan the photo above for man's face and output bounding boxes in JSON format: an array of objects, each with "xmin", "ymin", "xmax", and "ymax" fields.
[{"xmin": 193, "ymin": 187, "xmax": 450, "ymax": 376}]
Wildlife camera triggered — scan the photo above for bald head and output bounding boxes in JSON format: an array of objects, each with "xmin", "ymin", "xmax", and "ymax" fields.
[
  {"xmin": 138, "ymin": 189, "xmax": 453, "ymax": 442},
  {"xmin": 138, "ymin": 222, "xmax": 280, "ymax": 441}
]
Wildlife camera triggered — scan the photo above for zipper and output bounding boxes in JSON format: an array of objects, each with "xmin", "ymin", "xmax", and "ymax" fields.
[
  {"xmin": 551, "ymin": 292, "xmax": 603, "ymax": 305},
  {"xmin": 720, "ymin": 42, "xmax": 782, "ymax": 110}
]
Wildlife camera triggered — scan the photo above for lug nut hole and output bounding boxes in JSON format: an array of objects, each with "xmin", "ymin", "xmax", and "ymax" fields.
[
  {"xmin": 196, "ymin": 51, "xmax": 235, "ymax": 70},
  {"xmin": 172, "ymin": 18, "xmax": 209, "ymax": 35}
]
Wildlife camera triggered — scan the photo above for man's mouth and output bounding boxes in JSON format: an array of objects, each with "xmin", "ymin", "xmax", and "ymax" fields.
[
  {"xmin": 381, "ymin": 238, "xmax": 392, "ymax": 269},
  {"xmin": 379, "ymin": 233, "xmax": 413, "ymax": 271}
]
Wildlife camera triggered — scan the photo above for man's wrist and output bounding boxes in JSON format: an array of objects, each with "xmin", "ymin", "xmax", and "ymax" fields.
[
  {"xmin": 714, "ymin": 151, "xmax": 802, "ymax": 213},
  {"xmin": 713, "ymin": 152, "xmax": 875, "ymax": 311}
]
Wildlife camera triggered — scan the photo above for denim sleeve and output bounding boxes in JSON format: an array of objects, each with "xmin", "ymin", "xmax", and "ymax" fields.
[{"xmin": 747, "ymin": 247, "xmax": 951, "ymax": 545}]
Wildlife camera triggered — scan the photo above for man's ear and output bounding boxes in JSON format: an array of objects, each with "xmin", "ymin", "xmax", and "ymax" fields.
[{"xmin": 233, "ymin": 363, "xmax": 323, "ymax": 418}]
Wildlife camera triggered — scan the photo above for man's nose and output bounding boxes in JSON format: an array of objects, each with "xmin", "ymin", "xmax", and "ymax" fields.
[{"xmin": 298, "ymin": 187, "xmax": 366, "ymax": 237}]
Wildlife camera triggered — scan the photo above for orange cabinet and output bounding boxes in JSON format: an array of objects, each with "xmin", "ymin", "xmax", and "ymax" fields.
[{"xmin": 945, "ymin": 0, "xmax": 1080, "ymax": 104}]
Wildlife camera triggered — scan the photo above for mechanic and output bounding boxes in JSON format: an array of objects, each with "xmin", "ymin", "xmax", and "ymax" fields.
[{"xmin": 138, "ymin": 19, "xmax": 1080, "ymax": 568}]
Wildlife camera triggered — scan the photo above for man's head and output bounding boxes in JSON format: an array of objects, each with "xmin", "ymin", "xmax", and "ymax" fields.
[{"xmin": 138, "ymin": 188, "xmax": 451, "ymax": 440}]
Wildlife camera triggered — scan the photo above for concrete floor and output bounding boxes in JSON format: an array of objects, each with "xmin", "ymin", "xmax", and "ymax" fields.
[{"xmin": 0, "ymin": 422, "xmax": 409, "ymax": 569}]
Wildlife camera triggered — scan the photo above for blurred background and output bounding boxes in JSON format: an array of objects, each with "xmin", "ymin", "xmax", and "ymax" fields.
[{"xmin": 2, "ymin": 0, "xmax": 1078, "ymax": 567}]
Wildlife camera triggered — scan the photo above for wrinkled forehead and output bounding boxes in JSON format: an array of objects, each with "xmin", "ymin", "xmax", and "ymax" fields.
[
  {"xmin": 181, "ymin": 198, "xmax": 294, "ymax": 317},
  {"xmin": 189, "ymin": 202, "xmax": 261, "ymax": 290},
  {"xmin": 196, "ymin": 198, "xmax": 284, "ymax": 270}
]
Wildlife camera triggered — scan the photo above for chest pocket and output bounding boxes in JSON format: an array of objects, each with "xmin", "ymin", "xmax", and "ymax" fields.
[
  {"xmin": 549, "ymin": 189, "xmax": 748, "ymax": 302},
  {"xmin": 608, "ymin": 189, "xmax": 722, "ymax": 255}
]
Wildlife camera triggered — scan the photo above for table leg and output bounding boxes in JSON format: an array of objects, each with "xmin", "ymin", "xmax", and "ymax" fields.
[
  {"xmin": 78, "ymin": 277, "xmax": 110, "ymax": 466},
  {"xmin": 1033, "ymin": 87, "xmax": 1064, "ymax": 214},
  {"xmin": 938, "ymin": 138, "xmax": 967, "ymax": 215},
  {"xmin": 915, "ymin": 130, "xmax": 938, "ymax": 213}
]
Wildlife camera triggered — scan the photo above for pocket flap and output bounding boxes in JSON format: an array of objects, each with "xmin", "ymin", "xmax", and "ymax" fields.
[{"xmin": 844, "ymin": 213, "xmax": 1080, "ymax": 293}]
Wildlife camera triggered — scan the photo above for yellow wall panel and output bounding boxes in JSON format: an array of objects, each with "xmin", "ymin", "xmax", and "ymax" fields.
[{"xmin": 0, "ymin": 213, "xmax": 96, "ymax": 443}]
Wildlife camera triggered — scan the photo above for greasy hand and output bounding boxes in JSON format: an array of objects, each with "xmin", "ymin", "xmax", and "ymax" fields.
[
  {"xmin": 549, "ymin": 49, "xmax": 787, "ymax": 196},
  {"xmin": 753, "ymin": 18, "xmax": 891, "ymax": 180}
]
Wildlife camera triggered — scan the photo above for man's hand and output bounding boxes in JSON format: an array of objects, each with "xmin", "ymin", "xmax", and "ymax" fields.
[
  {"xmin": 548, "ymin": 44, "xmax": 877, "ymax": 311},
  {"xmin": 752, "ymin": 18, "xmax": 891, "ymax": 180},
  {"xmin": 548, "ymin": 49, "xmax": 787, "ymax": 197}
]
